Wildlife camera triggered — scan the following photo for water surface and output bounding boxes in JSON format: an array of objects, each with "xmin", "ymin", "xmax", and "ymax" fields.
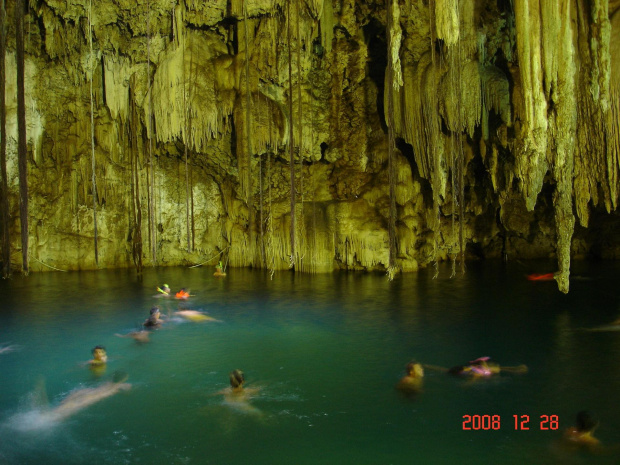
[{"xmin": 1, "ymin": 260, "xmax": 619, "ymax": 464}]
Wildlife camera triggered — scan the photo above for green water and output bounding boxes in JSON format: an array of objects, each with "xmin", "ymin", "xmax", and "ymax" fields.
[{"xmin": 1, "ymin": 261, "xmax": 620, "ymax": 464}]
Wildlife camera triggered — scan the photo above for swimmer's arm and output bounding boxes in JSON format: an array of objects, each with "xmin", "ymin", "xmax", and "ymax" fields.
[
  {"xmin": 422, "ymin": 364, "xmax": 448, "ymax": 372},
  {"xmin": 498, "ymin": 364, "xmax": 528, "ymax": 374}
]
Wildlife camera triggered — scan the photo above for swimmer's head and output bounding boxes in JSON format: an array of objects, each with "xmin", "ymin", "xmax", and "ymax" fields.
[
  {"xmin": 576, "ymin": 411, "xmax": 599, "ymax": 433},
  {"xmin": 150, "ymin": 306, "xmax": 160, "ymax": 316},
  {"xmin": 92, "ymin": 346, "xmax": 107, "ymax": 360},
  {"xmin": 406, "ymin": 361, "xmax": 424, "ymax": 377},
  {"xmin": 229, "ymin": 369, "xmax": 245, "ymax": 388},
  {"xmin": 163, "ymin": 284, "xmax": 170, "ymax": 292}
]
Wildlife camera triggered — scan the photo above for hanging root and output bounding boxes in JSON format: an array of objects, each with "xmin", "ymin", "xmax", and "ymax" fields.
[{"xmin": 386, "ymin": 265, "xmax": 398, "ymax": 281}]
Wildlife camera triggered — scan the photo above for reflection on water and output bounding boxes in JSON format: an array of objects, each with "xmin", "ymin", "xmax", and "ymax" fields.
[{"xmin": 1, "ymin": 260, "xmax": 620, "ymax": 464}]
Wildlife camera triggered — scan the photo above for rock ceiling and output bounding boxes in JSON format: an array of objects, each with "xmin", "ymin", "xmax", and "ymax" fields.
[{"xmin": 0, "ymin": 0, "xmax": 619, "ymax": 292}]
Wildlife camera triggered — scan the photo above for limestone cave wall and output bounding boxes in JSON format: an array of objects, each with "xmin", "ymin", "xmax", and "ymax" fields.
[{"xmin": 1, "ymin": 0, "xmax": 620, "ymax": 292}]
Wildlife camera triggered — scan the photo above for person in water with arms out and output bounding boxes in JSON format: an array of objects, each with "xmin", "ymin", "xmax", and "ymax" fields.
[
  {"xmin": 447, "ymin": 356, "xmax": 527, "ymax": 377},
  {"xmin": 563, "ymin": 411, "xmax": 601, "ymax": 451},
  {"xmin": 144, "ymin": 306, "xmax": 164, "ymax": 328},
  {"xmin": 156, "ymin": 284, "xmax": 171, "ymax": 296},
  {"xmin": 214, "ymin": 261, "xmax": 226, "ymax": 277},
  {"xmin": 175, "ymin": 288, "xmax": 191, "ymax": 299},
  {"xmin": 396, "ymin": 361, "xmax": 424, "ymax": 395},
  {"xmin": 88, "ymin": 346, "xmax": 107, "ymax": 366}
]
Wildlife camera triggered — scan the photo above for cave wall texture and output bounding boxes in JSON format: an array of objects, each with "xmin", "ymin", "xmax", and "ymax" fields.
[{"xmin": 1, "ymin": 0, "xmax": 620, "ymax": 292}]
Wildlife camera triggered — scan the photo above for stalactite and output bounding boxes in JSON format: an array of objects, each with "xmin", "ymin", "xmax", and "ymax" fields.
[
  {"xmin": 550, "ymin": 0, "xmax": 577, "ymax": 294},
  {"xmin": 190, "ymin": 167, "xmax": 195, "ymax": 251},
  {"xmin": 428, "ymin": 0, "xmax": 441, "ymax": 279},
  {"xmin": 129, "ymin": 83, "xmax": 143, "ymax": 275},
  {"xmin": 88, "ymin": 0, "xmax": 99, "ymax": 265},
  {"xmin": 243, "ymin": 0, "xmax": 254, "ymax": 265},
  {"xmin": 258, "ymin": 94, "xmax": 265, "ymax": 268},
  {"xmin": 0, "ymin": 0, "xmax": 9, "ymax": 278},
  {"xmin": 386, "ymin": 0, "xmax": 401, "ymax": 280},
  {"xmin": 513, "ymin": 0, "xmax": 549, "ymax": 211},
  {"xmin": 295, "ymin": 0, "xmax": 304, "ymax": 271},
  {"xmin": 147, "ymin": 0, "xmax": 157, "ymax": 265},
  {"xmin": 286, "ymin": 0, "xmax": 296, "ymax": 269},
  {"xmin": 16, "ymin": 0, "xmax": 28, "ymax": 274},
  {"xmin": 458, "ymin": 131, "xmax": 465, "ymax": 273},
  {"xmin": 448, "ymin": 51, "xmax": 456, "ymax": 278},
  {"xmin": 267, "ymin": 93, "xmax": 275, "ymax": 278},
  {"xmin": 182, "ymin": 20, "xmax": 191, "ymax": 253},
  {"xmin": 456, "ymin": 41, "xmax": 465, "ymax": 274}
]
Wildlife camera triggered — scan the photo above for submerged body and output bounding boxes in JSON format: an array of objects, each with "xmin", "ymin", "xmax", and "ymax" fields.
[
  {"xmin": 115, "ymin": 330, "xmax": 151, "ymax": 343},
  {"xmin": 174, "ymin": 310, "xmax": 219, "ymax": 322},
  {"xmin": 216, "ymin": 369, "xmax": 261, "ymax": 416},
  {"xmin": 10, "ymin": 375, "xmax": 131, "ymax": 431},
  {"xmin": 43, "ymin": 380, "xmax": 131, "ymax": 423}
]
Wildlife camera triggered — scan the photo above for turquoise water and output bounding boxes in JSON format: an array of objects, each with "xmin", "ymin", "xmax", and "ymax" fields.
[{"xmin": 1, "ymin": 260, "xmax": 620, "ymax": 464}]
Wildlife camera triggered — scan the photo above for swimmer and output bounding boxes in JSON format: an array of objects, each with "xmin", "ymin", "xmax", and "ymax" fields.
[
  {"xmin": 175, "ymin": 288, "xmax": 191, "ymax": 299},
  {"xmin": 214, "ymin": 261, "xmax": 226, "ymax": 277},
  {"xmin": 215, "ymin": 369, "xmax": 261, "ymax": 416},
  {"xmin": 174, "ymin": 310, "xmax": 220, "ymax": 323},
  {"xmin": 40, "ymin": 372, "xmax": 131, "ymax": 424},
  {"xmin": 156, "ymin": 283, "xmax": 171, "ymax": 296},
  {"xmin": 396, "ymin": 361, "xmax": 424, "ymax": 395},
  {"xmin": 0, "ymin": 344, "xmax": 18, "ymax": 354},
  {"xmin": 115, "ymin": 330, "xmax": 150, "ymax": 343},
  {"xmin": 447, "ymin": 357, "xmax": 528, "ymax": 378},
  {"xmin": 143, "ymin": 306, "xmax": 164, "ymax": 328},
  {"xmin": 420, "ymin": 357, "xmax": 527, "ymax": 378},
  {"xmin": 88, "ymin": 346, "xmax": 108, "ymax": 366},
  {"xmin": 562, "ymin": 411, "xmax": 601, "ymax": 452}
]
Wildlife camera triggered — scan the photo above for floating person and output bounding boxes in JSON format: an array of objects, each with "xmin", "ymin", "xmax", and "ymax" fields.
[
  {"xmin": 86, "ymin": 345, "xmax": 108, "ymax": 377},
  {"xmin": 0, "ymin": 344, "xmax": 19, "ymax": 355},
  {"xmin": 396, "ymin": 361, "xmax": 424, "ymax": 396},
  {"xmin": 175, "ymin": 288, "xmax": 191, "ymax": 299},
  {"xmin": 156, "ymin": 283, "xmax": 171, "ymax": 297},
  {"xmin": 174, "ymin": 310, "xmax": 220, "ymax": 323},
  {"xmin": 88, "ymin": 346, "xmax": 108, "ymax": 366},
  {"xmin": 143, "ymin": 306, "xmax": 164, "ymax": 328},
  {"xmin": 579, "ymin": 316, "xmax": 620, "ymax": 332},
  {"xmin": 447, "ymin": 357, "xmax": 528, "ymax": 378},
  {"xmin": 214, "ymin": 261, "xmax": 226, "ymax": 278},
  {"xmin": 420, "ymin": 357, "xmax": 528, "ymax": 378},
  {"xmin": 12, "ymin": 372, "xmax": 132, "ymax": 430},
  {"xmin": 215, "ymin": 369, "xmax": 261, "ymax": 416},
  {"xmin": 562, "ymin": 410, "xmax": 600, "ymax": 450},
  {"xmin": 115, "ymin": 330, "xmax": 151, "ymax": 343},
  {"xmin": 526, "ymin": 272, "xmax": 556, "ymax": 281}
]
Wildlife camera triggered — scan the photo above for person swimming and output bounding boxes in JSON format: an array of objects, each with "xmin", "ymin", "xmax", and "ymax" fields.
[
  {"xmin": 144, "ymin": 306, "xmax": 164, "ymax": 328},
  {"xmin": 562, "ymin": 411, "xmax": 601, "ymax": 451},
  {"xmin": 215, "ymin": 369, "xmax": 261, "ymax": 416},
  {"xmin": 115, "ymin": 330, "xmax": 150, "ymax": 343},
  {"xmin": 175, "ymin": 288, "xmax": 191, "ymax": 299},
  {"xmin": 174, "ymin": 310, "xmax": 220, "ymax": 322},
  {"xmin": 156, "ymin": 284, "xmax": 171, "ymax": 296},
  {"xmin": 396, "ymin": 361, "xmax": 424, "ymax": 395},
  {"xmin": 0, "ymin": 344, "xmax": 18, "ymax": 355},
  {"xmin": 447, "ymin": 357, "xmax": 527, "ymax": 377},
  {"xmin": 88, "ymin": 346, "xmax": 108, "ymax": 366},
  {"xmin": 35, "ymin": 372, "xmax": 131, "ymax": 425},
  {"xmin": 214, "ymin": 261, "xmax": 226, "ymax": 277}
]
